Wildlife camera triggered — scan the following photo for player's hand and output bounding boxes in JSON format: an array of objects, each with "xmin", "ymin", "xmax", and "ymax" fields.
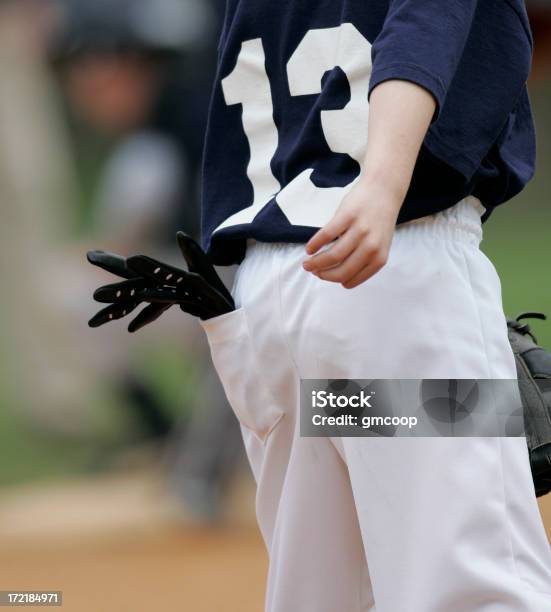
[
  {"xmin": 87, "ymin": 232, "xmax": 234, "ymax": 332},
  {"xmin": 302, "ymin": 175, "xmax": 404, "ymax": 289}
]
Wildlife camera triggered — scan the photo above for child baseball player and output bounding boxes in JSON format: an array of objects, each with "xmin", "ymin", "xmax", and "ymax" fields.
[
  {"xmin": 199, "ymin": 1, "xmax": 551, "ymax": 610},
  {"xmin": 91, "ymin": 1, "xmax": 551, "ymax": 610}
]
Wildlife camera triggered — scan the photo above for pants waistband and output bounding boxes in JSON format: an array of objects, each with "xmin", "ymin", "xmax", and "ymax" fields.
[{"xmin": 245, "ymin": 196, "xmax": 485, "ymax": 255}]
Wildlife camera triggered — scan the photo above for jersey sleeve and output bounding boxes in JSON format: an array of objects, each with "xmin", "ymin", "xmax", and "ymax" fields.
[{"xmin": 368, "ymin": 0, "xmax": 479, "ymax": 122}]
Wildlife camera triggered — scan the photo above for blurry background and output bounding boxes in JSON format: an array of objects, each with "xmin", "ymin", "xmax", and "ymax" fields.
[{"xmin": 0, "ymin": 1, "xmax": 550, "ymax": 610}]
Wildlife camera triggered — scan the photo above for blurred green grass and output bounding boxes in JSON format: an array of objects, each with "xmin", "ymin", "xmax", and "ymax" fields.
[
  {"xmin": 482, "ymin": 81, "xmax": 551, "ymax": 347},
  {"xmin": 0, "ymin": 341, "xmax": 198, "ymax": 486},
  {"xmin": 483, "ymin": 203, "xmax": 551, "ymax": 346}
]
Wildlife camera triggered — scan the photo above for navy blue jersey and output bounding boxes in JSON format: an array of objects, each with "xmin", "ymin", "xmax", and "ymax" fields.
[{"xmin": 201, "ymin": 0, "xmax": 535, "ymax": 265}]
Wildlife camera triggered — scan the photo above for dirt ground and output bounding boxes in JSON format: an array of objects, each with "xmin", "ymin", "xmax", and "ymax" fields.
[
  {"xmin": 0, "ymin": 527, "xmax": 267, "ymax": 612},
  {"xmin": 0, "ymin": 472, "xmax": 550, "ymax": 612},
  {"xmin": 0, "ymin": 470, "xmax": 266, "ymax": 612}
]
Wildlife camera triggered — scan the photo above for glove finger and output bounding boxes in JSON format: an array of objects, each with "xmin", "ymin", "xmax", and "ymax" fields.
[
  {"xmin": 135, "ymin": 286, "xmax": 215, "ymax": 307},
  {"xmin": 88, "ymin": 301, "xmax": 141, "ymax": 328},
  {"xmin": 176, "ymin": 231, "xmax": 209, "ymax": 273},
  {"xmin": 179, "ymin": 300, "xmax": 231, "ymax": 320},
  {"xmin": 86, "ymin": 250, "xmax": 138, "ymax": 280},
  {"xmin": 167, "ymin": 278, "xmax": 234, "ymax": 313},
  {"xmin": 127, "ymin": 254, "xmax": 223, "ymax": 304},
  {"xmin": 134, "ymin": 285, "xmax": 234, "ymax": 320},
  {"xmin": 190, "ymin": 281, "xmax": 235, "ymax": 313},
  {"xmin": 94, "ymin": 259, "xmax": 235, "ymax": 315},
  {"xmin": 176, "ymin": 232, "xmax": 233, "ymax": 303},
  {"xmin": 127, "ymin": 256, "xmax": 228, "ymax": 308},
  {"xmin": 93, "ymin": 278, "xmax": 152, "ymax": 303},
  {"xmin": 126, "ymin": 255, "xmax": 189, "ymax": 286},
  {"xmin": 180, "ymin": 303, "xmax": 213, "ymax": 318},
  {"xmin": 95, "ymin": 276, "xmax": 233, "ymax": 314},
  {"xmin": 128, "ymin": 303, "xmax": 172, "ymax": 333}
]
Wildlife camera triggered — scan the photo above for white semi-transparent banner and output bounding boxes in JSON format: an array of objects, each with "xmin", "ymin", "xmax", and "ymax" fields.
[{"xmin": 300, "ymin": 379, "xmax": 531, "ymax": 437}]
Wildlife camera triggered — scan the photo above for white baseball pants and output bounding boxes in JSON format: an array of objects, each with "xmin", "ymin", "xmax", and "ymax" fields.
[{"xmin": 201, "ymin": 196, "xmax": 551, "ymax": 611}]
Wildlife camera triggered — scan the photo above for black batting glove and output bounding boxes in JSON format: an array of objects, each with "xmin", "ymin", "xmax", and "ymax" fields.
[{"xmin": 87, "ymin": 232, "xmax": 234, "ymax": 333}]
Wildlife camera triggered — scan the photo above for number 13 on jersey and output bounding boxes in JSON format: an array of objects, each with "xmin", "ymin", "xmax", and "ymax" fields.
[{"xmin": 216, "ymin": 23, "xmax": 372, "ymax": 232}]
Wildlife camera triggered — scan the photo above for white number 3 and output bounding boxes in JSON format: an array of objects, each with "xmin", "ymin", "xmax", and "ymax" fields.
[{"xmin": 217, "ymin": 23, "xmax": 372, "ymax": 232}]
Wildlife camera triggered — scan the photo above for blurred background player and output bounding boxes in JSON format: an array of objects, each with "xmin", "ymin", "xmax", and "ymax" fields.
[
  {"xmin": 49, "ymin": 0, "xmax": 243, "ymax": 521},
  {"xmin": 0, "ymin": 0, "xmax": 243, "ymax": 522}
]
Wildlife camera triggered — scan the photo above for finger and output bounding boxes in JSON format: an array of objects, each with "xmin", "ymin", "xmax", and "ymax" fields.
[
  {"xmin": 88, "ymin": 302, "xmax": 141, "ymax": 328},
  {"xmin": 128, "ymin": 303, "xmax": 173, "ymax": 333},
  {"xmin": 316, "ymin": 244, "xmax": 382, "ymax": 284},
  {"xmin": 342, "ymin": 259, "xmax": 386, "ymax": 289},
  {"xmin": 126, "ymin": 254, "xmax": 189, "ymax": 286},
  {"xmin": 305, "ymin": 212, "xmax": 351, "ymax": 256},
  {"xmin": 176, "ymin": 232, "xmax": 233, "ymax": 303},
  {"xmin": 93, "ymin": 278, "xmax": 152, "ymax": 303},
  {"xmin": 303, "ymin": 229, "xmax": 358, "ymax": 273},
  {"xmin": 86, "ymin": 251, "xmax": 137, "ymax": 280}
]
